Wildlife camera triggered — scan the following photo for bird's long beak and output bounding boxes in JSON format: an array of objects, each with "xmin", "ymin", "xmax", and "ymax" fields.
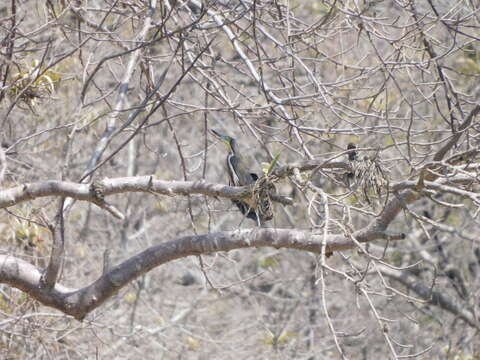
[
  {"xmin": 209, "ymin": 129, "xmax": 230, "ymax": 147},
  {"xmin": 209, "ymin": 129, "xmax": 225, "ymax": 140}
]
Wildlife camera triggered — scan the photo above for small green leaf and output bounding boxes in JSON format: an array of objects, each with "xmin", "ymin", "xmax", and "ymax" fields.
[{"xmin": 262, "ymin": 152, "xmax": 281, "ymax": 176}]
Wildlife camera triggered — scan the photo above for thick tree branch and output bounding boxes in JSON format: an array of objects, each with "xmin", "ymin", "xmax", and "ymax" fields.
[
  {"xmin": 1, "ymin": 227, "xmax": 405, "ymax": 321},
  {"xmin": 0, "ymin": 178, "xmax": 249, "ymax": 209},
  {"xmin": 2, "ymin": 164, "xmax": 477, "ymax": 213},
  {"xmin": 0, "ymin": 158, "xmax": 350, "ymax": 210}
]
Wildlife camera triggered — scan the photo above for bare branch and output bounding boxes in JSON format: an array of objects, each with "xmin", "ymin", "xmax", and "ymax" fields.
[
  {"xmin": 379, "ymin": 266, "xmax": 479, "ymax": 330},
  {"xmin": 0, "ymin": 156, "xmax": 350, "ymax": 210},
  {"xmin": 0, "ymin": 227, "xmax": 405, "ymax": 320},
  {"xmin": 40, "ymin": 198, "xmax": 66, "ymax": 289},
  {"xmin": 432, "ymin": 104, "xmax": 480, "ymax": 162},
  {"xmin": 0, "ymin": 146, "xmax": 6, "ymax": 186}
]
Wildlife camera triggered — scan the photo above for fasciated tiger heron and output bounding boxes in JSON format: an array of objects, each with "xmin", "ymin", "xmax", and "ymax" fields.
[{"xmin": 210, "ymin": 129, "xmax": 273, "ymax": 223}]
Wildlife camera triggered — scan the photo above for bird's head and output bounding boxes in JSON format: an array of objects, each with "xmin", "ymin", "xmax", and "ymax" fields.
[{"xmin": 210, "ymin": 129, "xmax": 237, "ymax": 153}]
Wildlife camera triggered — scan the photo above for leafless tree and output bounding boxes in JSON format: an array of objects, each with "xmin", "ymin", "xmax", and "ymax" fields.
[{"xmin": 1, "ymin": 0, "xmax": 479, "ymax": 358}]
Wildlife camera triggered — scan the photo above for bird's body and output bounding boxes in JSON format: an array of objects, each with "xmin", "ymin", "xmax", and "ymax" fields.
[{"xmin": 226, "ymin": 152, "xmax": 254, "ymax": 187}]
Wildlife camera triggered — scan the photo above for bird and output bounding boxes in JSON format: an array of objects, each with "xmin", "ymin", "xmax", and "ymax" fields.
[
  {"xmin": 345, "ymin": 142, "xmax": 358, "ymax": 185},
  {"xmin": 210, "ymin": 129, "xmax": 273, "ymax": 223},
  {"xmin": 347, "ymin": 142, "xmax": 357, "ymax": 161}
]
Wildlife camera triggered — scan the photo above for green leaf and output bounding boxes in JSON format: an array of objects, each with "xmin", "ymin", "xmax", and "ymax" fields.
[{"xmin": 262, "ymin": 152, "xmax": 281, "ymax": 176}]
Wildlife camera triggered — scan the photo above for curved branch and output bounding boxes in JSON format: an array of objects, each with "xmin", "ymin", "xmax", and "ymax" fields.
[
  {"xmin": 0, "ymin": 227, "xmax": 404, "ymax": 320},
  {"xmin": 0, "ymin": 160, "xmax": 423, "ymax": 321}
]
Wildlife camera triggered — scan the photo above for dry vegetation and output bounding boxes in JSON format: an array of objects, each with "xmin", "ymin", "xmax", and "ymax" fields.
[{"xmin": 1, "ymin": 0, "xmax": 480, "ymax": 358}]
